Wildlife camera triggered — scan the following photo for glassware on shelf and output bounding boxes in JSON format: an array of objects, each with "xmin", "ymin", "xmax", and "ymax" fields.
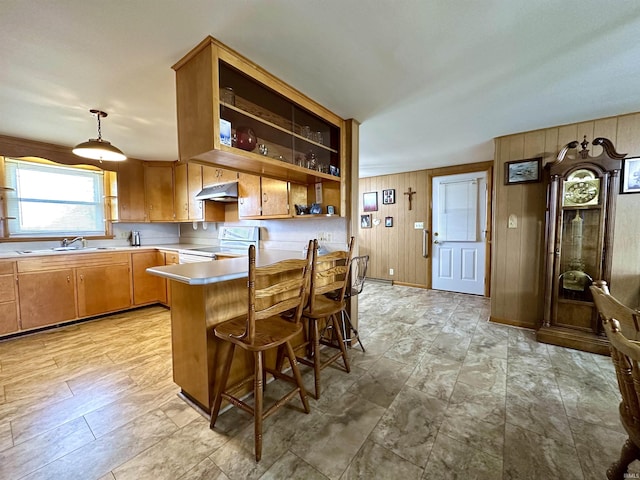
[
  {"xmin": 220, "ymin": 87, "xmax": 235, "ymax": 106},
  {"xmin": 306, "ymin": 151, "xmax": 317, "ymax": 170},
  {"xmin": 235, "ymin": 127, "xmax": 257, "ymax": 151}
]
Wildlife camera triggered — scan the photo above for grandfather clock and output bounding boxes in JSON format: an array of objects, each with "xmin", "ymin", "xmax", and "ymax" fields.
[{"xmin": 536, "ymin": 137, "xmax": 625, "ymax": 354}]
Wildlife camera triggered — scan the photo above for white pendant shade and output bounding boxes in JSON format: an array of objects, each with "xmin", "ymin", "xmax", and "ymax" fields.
[{"xmin": 73, "ymin": 109, "xmax": 127, "ymax": 161}]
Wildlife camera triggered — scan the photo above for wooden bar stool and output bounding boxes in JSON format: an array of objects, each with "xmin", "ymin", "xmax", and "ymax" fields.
[
  {"xmin": 296, "ymin": 237, "xmax": 355, "ymax": 399},
  {"xmin": 209, "ymin": 242, "xmax": 313, "ymax": 462}
]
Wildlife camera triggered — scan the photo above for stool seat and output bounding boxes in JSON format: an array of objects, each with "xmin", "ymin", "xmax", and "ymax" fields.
[
  {"xmin": 215, "ymin": 315, "xmax": 303, "ymax": 352},
  {"xmin": 303, "ymin": 296, "xmax": 346, "ymax": 319}
]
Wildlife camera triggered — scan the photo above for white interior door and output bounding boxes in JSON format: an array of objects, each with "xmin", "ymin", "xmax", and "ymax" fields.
[{"xmin": 431, "ymin": 171, "xmax": 487, "ymax": 295}]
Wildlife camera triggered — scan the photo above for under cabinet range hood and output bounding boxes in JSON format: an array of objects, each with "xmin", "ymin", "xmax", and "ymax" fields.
[{"xmin": 194, "ymin": 181, "xmax": 238, "ymax": 202}]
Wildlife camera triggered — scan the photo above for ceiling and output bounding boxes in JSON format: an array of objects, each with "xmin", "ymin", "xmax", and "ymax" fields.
[{"xmin": 2, "ymin": 1, "xmax": 640, "ymax": 178}]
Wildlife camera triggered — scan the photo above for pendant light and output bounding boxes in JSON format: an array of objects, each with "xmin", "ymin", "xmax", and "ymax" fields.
[{"xmin": 73, "ymin": 109, "xmax": 127, "ymax": 161}]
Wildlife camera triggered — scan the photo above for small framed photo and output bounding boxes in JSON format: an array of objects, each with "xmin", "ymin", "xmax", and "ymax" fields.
[
  {"xmin": 360, "ymin": 214, "xmax": 372, "ymax": 228},
  {"xmin": 505, "ymin": 157, "xmax": 542, "ymax": 185},
  {"xmin": 326, "ymin": 205, "xmax": 335, "ymax": 215},
  {"xmin": 385, "ymin": 216, "xmax": 393, "ymax": 227},
  {"xmin": 621, "ymin": 157, "xmax": 640, "ymax": 194},
  {"xmin": 363, "ymin": 192, "xmax": 378, "ymax": 212},
  {"xmin": 382, "ymin": 189, "xmax": 396, "ymax": 205}
]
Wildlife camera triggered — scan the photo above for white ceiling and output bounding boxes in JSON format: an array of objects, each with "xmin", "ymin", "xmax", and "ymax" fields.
[{"xmin": 2, "ymin": 1, "xmax": 640, "ymax": 178}]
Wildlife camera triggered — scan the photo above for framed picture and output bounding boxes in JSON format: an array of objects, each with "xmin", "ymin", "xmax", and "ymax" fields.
[
  {"xmin": 360, "ymin": 214, "xmax": 372, "ymax": 228},
  {"xmin": 621, "ymin": 157, "xmax": 640, "ymax": 194},
  {"xmin": 382, "ymin": 189, "xmax": 396, "ymax": 204},
  {"xmin": 505, "ymin": 157, "xmax": 542, "ymax": 185},
  {"xmin": 363, "ymin": 192, "xmax": 378, "ymax": 212},
  {"xmin": 385, "ymin": 216, "xmax": 393, "ymax": 227}
]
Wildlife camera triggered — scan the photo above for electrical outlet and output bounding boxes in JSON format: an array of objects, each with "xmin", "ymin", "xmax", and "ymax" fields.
[
  {"xmin": 389, "ymin": 268, "xmax": 394, "ymax": 275},
  {"xmin": 120, "ymin": 231, "xmax": 130, "ymax": 239}
]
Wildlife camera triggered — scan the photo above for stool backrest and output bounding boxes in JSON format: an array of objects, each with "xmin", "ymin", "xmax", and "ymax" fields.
[
  {"xmin": 242, "ymin": 241, "xmax": 314, "ymax": 344},
  {"xmin": 591, "ymin": 283, "xmax": 640, "ymax": 339},
  {"xmin": 347, "ymin": 255, "xmax": 369, "ymax": 298},
  {"xmin": 308, "ymin": 237, "xmax": 355, "ymax": 311}
]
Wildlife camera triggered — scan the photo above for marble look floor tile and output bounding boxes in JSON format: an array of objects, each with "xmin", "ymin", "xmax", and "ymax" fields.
[
  {"xmin": 555, "ymin": 372, "xmax": 623, "ymax": 432},
  {"xmin": 370, "ymin": 385, "xmax": 447, "ymax": 467},
  {"xmin": 383, "ymin": 335, "xmax": 432, "ymax": 366},
  {"xmin": 3, "ymin": 378, "xmax": 74, "ymax": 408},
  {"xmin": 290, "ymin": 393, "xmax": 386, "ymax": 479},
  {"xmin": 467, "ymin": 328, "xmax": 509, "ymax": 359},
  {"xmin": 11, "ymin": 375, "xmax": 139, "ymax": 445},
  {"xmin": 0, "ymin": 417, "xmax": 12, "ymax": 452},
  {"xmin": 260, "ymin": 450, "xmax": 328, "ymax": 480},
  {"xmin": 160, "ymin": 395, "xmax": 202, "ymax": 428},
  {"xmin": 342, "ymin": 438, "xmax": 423, "ymax": 480},
  {"xmin": 567, "ymin": 415, "xmax": 637, "ymax": 480},
  {"xmin": 507, "ymin": 328, "xmax": 549, "ymax": 356},
  {"xmin": 22, "ymin": 409, "xmax": 177, "ymax": 480},
  {"xmin": 112, "ymin": 416, "xmax": 228, "ymax": 480},
  {"xmin": 178, "ymin": 457, "xmax": 229, "ymax": 480},
  {"xmin": 422, "ymin": 432, "xmax": 502, "ymax": 480},
  {"xmin": 0, "ymin": 416, "xmax": 94, "ymax": 479},
  {"xmin": 503, "ymin": 423, "xmax": 584, "ymax": 480},
  {"xmin": 83, "ymin": 381, "xmax": 178, "ymax": 438},
  {"xmin": 506, "ymin": 390, "xmax": 574, "ymax": 445},
  {"xmin": 427, "ymin": 330, "xmax": 472, "ymax": 363},
  {"xmin": 0, "ymin": 355, "xmax": 59, "ymax": 384},
  {"xmin": 97, "ymin": 472, "xmax": 116, "ymax": 480},
  {"xmin": 457, "ymin": 351, "xmax": 507, "ymax": 393},
  {"xmin": 405, "ymin": 352, "xmax": 461, "ymax": 402},
  {"xmin": 347, "ymin": 357, "xmax": 414, "ymax": 408}
]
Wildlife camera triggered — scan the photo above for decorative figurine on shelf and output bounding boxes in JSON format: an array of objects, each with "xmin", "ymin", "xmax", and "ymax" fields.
[{"xmin": 235, "ymin": 126, "xmax": 256, "ymax": 152}]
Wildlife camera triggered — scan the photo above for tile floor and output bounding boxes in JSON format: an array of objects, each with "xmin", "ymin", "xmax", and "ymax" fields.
[{"xmin": 0, "ymin": 281, "xmax": 635, "ymax": 479}]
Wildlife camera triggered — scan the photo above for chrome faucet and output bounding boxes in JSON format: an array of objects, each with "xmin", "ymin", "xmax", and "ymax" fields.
[{"xmin": 61, "ymin": 236, "xmax": 84, "ymax": 247}]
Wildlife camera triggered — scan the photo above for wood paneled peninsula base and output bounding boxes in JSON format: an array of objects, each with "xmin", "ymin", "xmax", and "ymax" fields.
[{"xmin": 147, "ymin": 250, "xmax": 307, "ymax": 412}]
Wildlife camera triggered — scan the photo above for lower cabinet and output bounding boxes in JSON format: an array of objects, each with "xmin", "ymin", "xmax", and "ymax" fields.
[
  {"xmin": 0, "ymin": 261, "xmax": 19, "ymax": 335},
  {"xmin": 132, "ymin": 251, "xmax": 167, "ymax": 305},
  {"xmin": 77, "ymin": 264, "xmax": 132, "ymax": 317},
  {"xmin": 18, "ymin": 269, "xmax": 77, "ymax": 329},
  {"xmin": 161, "ymin": 251, "xmax": 179, "ymax": 307}
]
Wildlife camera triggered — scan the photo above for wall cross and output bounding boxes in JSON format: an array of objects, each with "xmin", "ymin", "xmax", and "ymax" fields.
[{"xmin": 404, "ymin": 187, "xmax": 416, "ymax": 210}]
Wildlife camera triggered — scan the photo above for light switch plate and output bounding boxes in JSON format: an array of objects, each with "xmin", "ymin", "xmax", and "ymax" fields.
[{"xmin": 508, "ymin": 214, "xmax": 518, "ymax": 229}]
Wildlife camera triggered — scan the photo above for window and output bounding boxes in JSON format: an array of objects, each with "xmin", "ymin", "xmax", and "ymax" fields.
[{"xmin": 5, "ymin": 159, "xmax": 106, "ymax": 237}]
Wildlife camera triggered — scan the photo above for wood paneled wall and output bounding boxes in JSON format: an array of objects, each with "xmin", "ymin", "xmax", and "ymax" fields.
[
  {"xmin": 492, "ymin": 112, "xmax": 640, "ymax": 328},
  {"xmin": 359, "ymin": 162, "xmax": 492, "ymax": 288}
]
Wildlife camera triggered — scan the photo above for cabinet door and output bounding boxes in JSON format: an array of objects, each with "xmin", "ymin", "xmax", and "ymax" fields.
[
  {"xmin": 77, "ymin": 264, "xmax": 132, "ymax": 317},
  {"xmin": 132, "ymin": 251, "xmax": 166, "ymax": 305},
  {"xmin": 117, "ymin": 159, "xmax": 147, "ymax": 222},
  {"xmin": 238, "ymin": 173, "xmax": 261, "ymax": 218},
  {"xmin": 0, "ymin": 264, "xmax": 18, "ymax": 335},
  {"xmin": 174, "ymin": 162, "xmax": 189, "ymax": 222},
  {"xmin": 163, "ymin": 251, "xmax": 180, "ymax": 307},
  {"xmin": 261, "ymin": 177, "xmax": 289, "ymax": 217},
  {"xmin": 18, "ymin": 269, "xmax": 77, "ymax": 329},
  {"xmin": 187, "ymin": 163, "xmax": 204, "ymax": 220},
  {"xmin": 202, "ymin": 166, "xmax": 238, "ymax": 185},
  {"xmin": 145, "ymin": 163, "xmax": 175, "ymax": 221}
]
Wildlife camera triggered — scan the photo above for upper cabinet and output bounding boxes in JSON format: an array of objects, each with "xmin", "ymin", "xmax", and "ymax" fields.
[
  {"xmin": 172, "ymin": 36, "xmax": 346, "ymax": 216},
  {"xmin": 144, "ymin": 163, "xmax": 175, "ymax": 221},
  {"xmin": 117, "ymin": 159, "xmax": 147, "ymax": 222}
]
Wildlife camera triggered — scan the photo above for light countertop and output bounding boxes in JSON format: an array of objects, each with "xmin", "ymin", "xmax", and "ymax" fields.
[{"xmin": 146, "ymin": 249, "xmax": 306, "ymax": 285}]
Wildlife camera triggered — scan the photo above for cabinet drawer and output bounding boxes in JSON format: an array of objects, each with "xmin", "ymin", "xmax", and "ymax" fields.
[
  {"xmin": 165, "ymin": 252, "xmax": 179, "ymax": 265},
  {"xmin": 0, "ymin": 262, "xmax": 15, "ymax": 275},
  {"xmin": 0, "ymin": 274, "xmax": 16, "ymax": 302}
]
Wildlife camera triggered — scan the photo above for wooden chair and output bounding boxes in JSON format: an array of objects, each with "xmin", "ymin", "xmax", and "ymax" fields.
[
  {"xmin": 296, "ymin": 237, "xmax": 355, "ymax": 399},
  {"xmin": 590, "ymin": 281, "xmax": 640, "ymax": 479},
  {"xmin": 209, "ymin": 242, "xmax": 313, "ymax": 462}
]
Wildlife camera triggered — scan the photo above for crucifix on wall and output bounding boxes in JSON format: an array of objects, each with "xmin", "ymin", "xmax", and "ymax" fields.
[{"xmin": 404, "ymin": 187, "xmax": 416, "ymax": 210}]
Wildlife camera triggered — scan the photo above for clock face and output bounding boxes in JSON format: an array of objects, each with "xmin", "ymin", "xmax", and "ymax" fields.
[
  {"xmin": 563, "ymin": 169, "xmax": 600, "ymax": 206},
  {"xmin": 565, "ymin": 181, "xmax": 599, "ymax": 205}
]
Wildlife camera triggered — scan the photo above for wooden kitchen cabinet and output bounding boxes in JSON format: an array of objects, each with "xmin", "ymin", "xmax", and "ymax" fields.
[
  {"xmin": 18, "ymin": 269, "xmax": 77, "ymax": 329},
  {"xmin": 116, "ymin": 159, "xmax": 147, "ymax": 222},
  {"xmin": 202, "ymin": 165, "xmax": 237, "ymax": 185},
  {"xmin": 174, "ymin": 162, "xmax": 205, "ymax": 222},
  {"xmin": 162, "ymin": 250, "xmax": 179, "ymax": 307},
  {"xmin": 0, "ymin": 261, "xmax": 19, "ymax": 335},
  {"xmin": 132, "ymin": 250, "xmax": 166, "ymax": 305},
  {"xmin": 172, "ymin": 36, "xmax": 346, "ymax": 215},
  {"xmin": 238, "ymin": 173, "xmax": 290, "ymax": 219},
  {"xmin": 77, "ymin": 263, "xmax": 131, "ymax": 317},
  {"xmin": 144, "ymin": 162, "xmax": 175, "ymax": 221}
]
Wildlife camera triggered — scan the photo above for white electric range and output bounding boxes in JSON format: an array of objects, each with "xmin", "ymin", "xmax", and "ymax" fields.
[{"xmin": 178, "ymin": 226, "xmax": 259, "ymax": 263}]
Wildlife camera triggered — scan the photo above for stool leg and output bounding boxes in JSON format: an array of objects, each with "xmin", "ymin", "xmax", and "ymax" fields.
[
  {"xmin": 254, "ymin": 351, "xmax": 264, "ymax": 462},
  {"xmin": 285, "ymin": 341, "xmax": 310, "ymax": 413},
  {"xmin": 210, "ymin": 342, "xmax": 235, "ymax": 428},
  {"xmin": 331, "ymin": 314, "xmax": 351, "ymax": 373},
  {"xmin": 343, "ymin": 311, "xmax": 365, "ymax": 352},
  {"xmin": 312, "ymin": 317, "xmax": 321, "ymax": 399}
]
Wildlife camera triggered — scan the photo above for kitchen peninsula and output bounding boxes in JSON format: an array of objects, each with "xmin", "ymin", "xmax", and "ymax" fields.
[{"xmin": 147, "ymin": 249, "xmax": 307, "ymax": 412}]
